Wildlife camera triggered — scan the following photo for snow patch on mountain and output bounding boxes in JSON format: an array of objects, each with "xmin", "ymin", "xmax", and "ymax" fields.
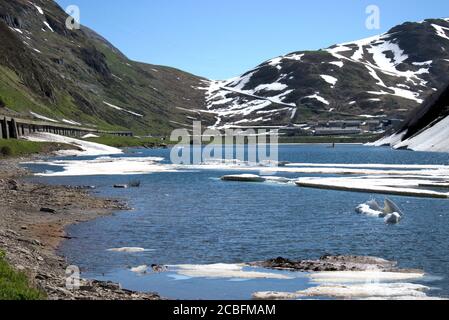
[
  {"xmin": 254, "ymin": 83, "xmax": 289, "ymax": 92},
  {"xmin": 304, "ymin": 93, "xmax": 330, "ymax": 105},
  {"xmin": 103, "ymin": 101, "xmax": 144, "ymax": 117},
  {"xmin": 432, "ymin": 24, "xmax": 449, "ymax": 41},
  {"xmin": 320, "ymin": 75, "xmax": 338, "ymax": 87},
  {"xmin": 31, "ymin": 3, "xmax": 44, "ymax": 15},
  {"xmin": 43, "ymin": 21, "xmax": 54, "ymax": 32},
  {"xmin": 30, "ymin": 112, "xmax": 58, "ymax": 123},
  {"xmin": 329, "ymin": 61, "xmax": 344, "ymax": 68}
]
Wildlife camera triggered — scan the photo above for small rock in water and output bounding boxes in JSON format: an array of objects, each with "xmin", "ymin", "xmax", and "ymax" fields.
[
  {"xmin": 221, "ymin": 174, "xmax": 266, "ymax": 183},
  {"xmin": 113, "ymin": 184, "xmax": 128, "ymax": 189},
  {"xmin": 151, "ymin": 264, "xmax": 167, "ymax": 273}
]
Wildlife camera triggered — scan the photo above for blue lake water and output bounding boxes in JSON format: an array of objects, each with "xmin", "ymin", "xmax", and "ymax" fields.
[{"xmin": 24, "ymin": 144, "xmax": 449, "ymax": 299}]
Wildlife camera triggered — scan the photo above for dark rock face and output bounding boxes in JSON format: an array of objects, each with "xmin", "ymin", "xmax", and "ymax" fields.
[{"xmin": 78, "ymin": 47, "xmax": 112, "ymax": 79}]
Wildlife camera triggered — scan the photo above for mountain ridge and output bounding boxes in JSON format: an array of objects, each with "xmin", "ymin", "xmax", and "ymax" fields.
[
  {"xmin": 202, "ymin": 18, "xmax": 449, "ymax": 129},
  {"xmin": 1, "ymin": 1, "xmax": 449, "ymax": 136}
]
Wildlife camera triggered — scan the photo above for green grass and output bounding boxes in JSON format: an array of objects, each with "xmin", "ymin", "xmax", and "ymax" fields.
[
  {"xmin": 0, "ymin": 139, "xmax": 70, "ymax": 158},
  {"xmin": 85, "ymin": 135, "xmax": 172, "ymax": 148},
  {"xmin": 0, "ymin": 140, "xmax": 47, "ymax": 157},
  {"xmin": 0, "ymin": 251, "xmax": 45, "ymax": 300}
]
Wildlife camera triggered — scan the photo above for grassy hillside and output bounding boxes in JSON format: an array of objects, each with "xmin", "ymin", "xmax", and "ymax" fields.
[{"xmin": 0, "ymin": 0, "xmax": 212, "ymax": 136}]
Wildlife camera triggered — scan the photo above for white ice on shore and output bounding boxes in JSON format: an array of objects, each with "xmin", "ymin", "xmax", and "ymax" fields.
[
  {"xmin": 368, "ymin": 131, "xmax": 405, "ymax": 147},
  {"xmin": 31, "ymin": 156, "xmax": 175, "ymax": 177},
  {"xmin": 170, "ymin": 264, "xmax": 294, "ymax": 280},
  {"xmin": 24, "ymin": 132, "xmax": 122, "ymax": 156}
]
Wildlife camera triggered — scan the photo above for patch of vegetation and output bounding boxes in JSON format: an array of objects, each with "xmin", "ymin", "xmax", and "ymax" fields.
[
  {"xmin": 0, "ymin": 139, "xmax": 72, "ymax": 158},
  {"xmin": 0, "ymin": 251, "xmax": 45, "ymax": 300}
]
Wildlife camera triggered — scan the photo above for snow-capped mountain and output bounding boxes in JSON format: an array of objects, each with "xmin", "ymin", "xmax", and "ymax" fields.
[
  {"xmin": 2, "ymin": 1, "xmax": 449, "ymax": 135},
  {"xmin": 202, "ymin": 18, "xmax": 449, "ymax": 129}
]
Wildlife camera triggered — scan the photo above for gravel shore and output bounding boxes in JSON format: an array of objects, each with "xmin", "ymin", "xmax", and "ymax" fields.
[{"xmin": 0, "ymin": 156, "xmax": 160, "ymax": 300}]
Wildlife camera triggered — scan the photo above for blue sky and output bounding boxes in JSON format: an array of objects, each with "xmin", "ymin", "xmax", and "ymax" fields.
[{"xmin": 56, "ymin": 0, "xmax": 449, "ymax": 80}]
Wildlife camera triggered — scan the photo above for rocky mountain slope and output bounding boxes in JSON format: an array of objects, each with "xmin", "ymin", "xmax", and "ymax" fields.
[
  {"xmin": 203, "ymin": 18, "xmax": 449, "ymax": 129},
  {"xmin": 0, "ymin": 0, "xmax": 211, "ymax": 135}
]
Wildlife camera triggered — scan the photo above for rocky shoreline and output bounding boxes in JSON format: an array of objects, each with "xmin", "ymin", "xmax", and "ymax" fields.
[{"xmin": 0, "ymin": 156, "xmax": 160, "ymax": 300}]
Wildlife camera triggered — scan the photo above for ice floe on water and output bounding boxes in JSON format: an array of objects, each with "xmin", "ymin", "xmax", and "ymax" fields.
[
  {"xmin": 253, "ymin": 269, "xmax": 433, "ymax": 300},
  {"xmin": 309, "ymin": 271, "xmax": 424, "ymax": 283},
  {"xmin": 169, "ymin": 264, "xmax": 294, "ymax": 280},
  {"xmin": 296, "ymin": 176, "xmax": 449, "ymax": 199},
  {"xmin": 107, "ymin": 247, "xmax": 152, "ymax": 253},
  {"xmin": 254, "ymin": 283, "xmax": 432, "ymax": 300},
  {"xmin": 130, "ymin": 265, "xmax": 148, "ymax": 274}
]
